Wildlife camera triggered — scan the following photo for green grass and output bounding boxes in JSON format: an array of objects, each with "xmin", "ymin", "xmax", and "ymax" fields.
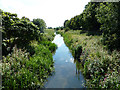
[
  {"xmin": 58, "ymin": 30, "xmax": 120, "ymax": 88},
  {"xmin": 44, "ymin": 29, "xmax": 55, "ymax": 41}
]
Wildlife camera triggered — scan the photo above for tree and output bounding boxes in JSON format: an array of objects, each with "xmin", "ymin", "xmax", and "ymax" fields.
[
  {"xmin": 48, "ymin": 27, "xmax": 52, "ymax": 29},
  {"xmin": 32, "ymin": 18, "xmax": 46, "ymax": 33},
  {"xmin": 64, "ymin": 20, "xmax": 70, "ymax": 28},
  {"xmin": 96, "ymin": 2, "xmax": 120, "ymax": 50},
  {"xmin": 2, "ymin": 11, "xmax": 41, "ymax": 55},
  {"xmin": 82, "ymin": 2, "xmax": 100, "ymax": 31}
]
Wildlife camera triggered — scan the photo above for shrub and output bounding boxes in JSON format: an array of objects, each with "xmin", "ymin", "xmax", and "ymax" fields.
[
  {"xmin": 2, "ymin": 46, "xmax": 36, "ymax": 89},
  {"xmin": 82, "ymin": 50, "xmax": 120, "ymax": 88},
  {"xmin": 75, "ymin": 44, "xmax": 82, "ymax": 60},
  {"xmin": 40, "ymin": 41, "xmax": 57, "ymax": 52},
  {"xmin": 49, "ymin": 43, "xmax": 57, "ymax": 52},
  {"xmin": 2, "ymin": 45, "xmax": 55, "ymax": 89},
  {"xmin": 64, "ymin": 27, "xmax": 70, "ymax": 32}
]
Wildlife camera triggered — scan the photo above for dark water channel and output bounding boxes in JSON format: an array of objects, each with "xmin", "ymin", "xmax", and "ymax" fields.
[{"xmin": 44, "ymin": 33, "xmax": 86, "ymax": 88}]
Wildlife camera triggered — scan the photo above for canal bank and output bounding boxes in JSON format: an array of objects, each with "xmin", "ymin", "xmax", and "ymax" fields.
[{"xmin": 57, "ymin": 30, "xmax": 120, "ymax": 88}]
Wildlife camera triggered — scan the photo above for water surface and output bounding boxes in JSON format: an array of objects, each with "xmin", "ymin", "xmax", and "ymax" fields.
[{"xmin": 44, "ymin": 33, "xmax": 86, "ymax": 88}]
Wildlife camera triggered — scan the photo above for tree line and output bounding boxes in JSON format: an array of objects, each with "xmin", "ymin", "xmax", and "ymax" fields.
[
  {"xmin": 1, "ymin": 9, "xmax": 46, "ymax": 56},
  {"xmin": 64, "ymin": 2, "xmax": 120, "ymax": 51}
]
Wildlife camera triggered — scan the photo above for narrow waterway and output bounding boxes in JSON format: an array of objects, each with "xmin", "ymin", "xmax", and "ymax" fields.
[{"xmin": 44, "ymin": 33, "xmax": 86, "ymax": 88}]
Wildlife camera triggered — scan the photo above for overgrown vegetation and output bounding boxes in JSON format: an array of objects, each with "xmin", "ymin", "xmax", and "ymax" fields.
[
  {"xmin": 1, "ymin": 10, "xmax": 57, "ymax": 89},
  {"xmin": 58, "ymin": 30, "xmax": 120, "ymax": 88},
  {"xmin": 63, "ymin": 2, "xmax": 120, "ymax": 51},
  {"xmin": 61, "ymin": 2, "xmax": 120, "ymax": 88},
  {"xmin": 1, "ymin": 1, "xmax": 120, "ymax": 89}
]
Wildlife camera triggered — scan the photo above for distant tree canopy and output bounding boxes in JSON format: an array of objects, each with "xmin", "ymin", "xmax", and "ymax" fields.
[
  {"xmin": 32, "ymin": 18, "xmax": 46, "ymax": 33},
  {"xmin": 64, "ymin": 2, "xmax": 100, "ymax": 31},
  {"xmin": 54, "ymin": 26, "xmax": 64, "ymax": 30},
  {"xmin": 63, "ymin": 2, "xmax": 120, "ymax": 50},
  {"xmin": 48, "ymin": 27, "xmax": 52, "ymax": 29}
]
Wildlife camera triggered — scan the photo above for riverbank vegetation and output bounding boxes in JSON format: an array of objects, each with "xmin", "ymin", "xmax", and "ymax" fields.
[
  {"xmin": 1, "ymin": 9, "xmax": 57, "ymax": 89},
  {"xmin": 58, "ymin": 30, "xmax": 120, "ymax": 88},
  {"xmin": 1, "ymin": 1, "xmax": 120, "ymax": 89},
  {"xmin": 58, "ymin": 2, "xmax": 120, "ymax": 88}
]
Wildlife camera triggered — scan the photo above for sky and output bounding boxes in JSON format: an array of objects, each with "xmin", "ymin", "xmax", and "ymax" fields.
[{"xmin": 0, "ymin": 0, "xmax": 91, "ymax": 27}]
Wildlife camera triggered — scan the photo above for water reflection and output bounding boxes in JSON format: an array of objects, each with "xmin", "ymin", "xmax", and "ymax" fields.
[
  {"xmin": 44, "ymin": 34, "xmax": 86, "ymax": 88},
  {"xmin": 74, "ymin": 59, "xmax": 83, "ymax": 80},
  {"xmin": 52, "ymin": 34, "xmax": 64, "ymax": 47}
]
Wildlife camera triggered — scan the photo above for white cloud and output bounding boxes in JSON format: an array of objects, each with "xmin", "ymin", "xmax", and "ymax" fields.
[
  {"xmin": 52, "ymin": 34, "xmax": 64, "ymax": 47},
  {"xmin": 0, "ymin": 0, "xmax": 91, "ymax": 27},
  {"xmin": 70, "ymin": 58, "xmax": 74, "ymax": 63}
]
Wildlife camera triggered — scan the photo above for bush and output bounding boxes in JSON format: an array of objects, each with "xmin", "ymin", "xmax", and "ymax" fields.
[
  {"xmin": 75, "ymin": 45, "xmax": 82, "ymax": 60},
  {"xmin": 2, "ymin": 45, "xmax": 55, "ymax": 89},
  {"xmin": 2, "ymin": 46, "xmax": 35, "ymax": 89},
  {"xmin": 40, "ymin": 41, "xmax": 57, "ymax": 52},
  {"xmin": 82, "ymin": 50, "xmax": 120, "ymax": 88},
  {"xmin": 30, "ymin": 44, "xmax": 54, "ymax": 77},
  {"xmin": 49, "ymin": 43, "xmax": 57, "ymax": 52},
  {"xmin": 64, "ymin": 27, "xmax": 70, "ymax": 32}
]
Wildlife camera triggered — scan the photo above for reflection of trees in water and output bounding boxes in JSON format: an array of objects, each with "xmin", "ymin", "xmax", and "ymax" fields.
[{"xmin": 74, "ymin": 59, "xmax": 82, "ymax": 80}]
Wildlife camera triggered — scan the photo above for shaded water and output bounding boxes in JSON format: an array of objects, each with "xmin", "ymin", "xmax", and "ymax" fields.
[{"xmin": 44, "ymin": 33, "xmax": 86, "ymax": 88}]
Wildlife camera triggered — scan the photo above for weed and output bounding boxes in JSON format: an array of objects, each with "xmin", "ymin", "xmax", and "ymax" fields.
[{"xmin": 58, "ymin": 30, "xmax": 120, "ymax": 88}]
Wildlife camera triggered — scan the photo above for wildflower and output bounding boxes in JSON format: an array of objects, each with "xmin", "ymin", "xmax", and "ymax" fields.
[{"xmin": 104, "ymin": 77, "xmax": 107, "ymax": 81}]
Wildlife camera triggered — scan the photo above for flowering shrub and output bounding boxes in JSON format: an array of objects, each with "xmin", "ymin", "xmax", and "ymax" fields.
[{"xmin": 2, "ymin": 45, "xmax": 54, "ymax": 89}]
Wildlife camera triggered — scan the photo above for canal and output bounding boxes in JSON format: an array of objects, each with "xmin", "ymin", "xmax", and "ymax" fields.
[{"xmin": 44, "ymin": 33, "xmax": 86, "ymax": 88}]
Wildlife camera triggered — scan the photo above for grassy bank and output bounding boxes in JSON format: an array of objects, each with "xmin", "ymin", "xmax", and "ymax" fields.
[
  {"xmin": 58, "ymin": 30, "xmax": 120, "ymax": 88},
  {"xmin": 2, "ymin": 29, "xmax": 57, "ymax": 89}
]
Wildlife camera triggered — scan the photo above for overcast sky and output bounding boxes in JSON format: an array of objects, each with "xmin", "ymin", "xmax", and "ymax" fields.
[{"xmin": 0, "ymin": 0, "xmax": 91, "ymax": 27}]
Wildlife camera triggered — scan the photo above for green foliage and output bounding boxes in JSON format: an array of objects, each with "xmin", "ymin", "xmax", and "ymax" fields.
[
  {"xmin": 64, "ymin": 2, "xmax": 120, "ymax": 51},
  {"xmin": 32, "ymin": 18, "xmax": 46, "ymax": 33},
  {"xmin": 48, "ymin": 27, "xmax": 52, "ymax": 29},
  {"xmin": 29, "ymin": 44, "xmax": 54, "ymax": 78},
  {"xmin": 41, "ymin": 41, "xmax": 57, "ymax": 52},
  {"xmin": 59, "ymin": 30, "xmax": 120, "ymax": 88},
  {"xmin": 54, "ymin": 26, "xmax": 64, "ymax": 31},
  {"xmin": 64, "ymin": 2, "xmax": 100, "ymax": 31},
  {"xmin": 2, "ymin": 10, "xmax": 56, "ymax": 89},
  {"xmin": 96, "ymin": 2, "xmax": 120, "ymax": 50},
  {"xmin": 75, "ymin": 45, "xmax": 82, "ymax": 60},
  {"xmin": 82, "ymin": 2, "xmax": 100, "ymax": 31},
  {"xmin": 55, "ymin": 27, "xmax": 59, "ymax": 30},
  {"xmin": 64, "ymin": 27, "xmax": 70, "ymax": 32},
  {"xmin": 83, "ymin": 51, "xmax": 120, "ymax": 88},
  {"xmin": 2, "ymin": 11, "xmax": 41, "ymax": 56},
  {"xmin": 2, "ymin": 44, "xmax": 55, "ymax": 89},
  {"xmin": 2, "ymin": 46, "xmax": 36, "ymax": 89},
  {"xmin": 64, "ymin": 20, "xmax": 70, "ymax": 29}
]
